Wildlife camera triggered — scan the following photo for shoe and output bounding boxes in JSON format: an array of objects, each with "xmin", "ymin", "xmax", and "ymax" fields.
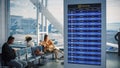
[
  {"xmin": 61, "ymin": 62, "xmax": 64, "ymax": 65},
  {"xmin": 59, "ymin": 56, "xmax": 64, "ymax": 60},
  {"xmin": 55, "ymin": 59, "xmax": 59, "ymax": 62},
  {"xmin": 60, "ymin": 56, "xmax": 64, "ymax": 58}
]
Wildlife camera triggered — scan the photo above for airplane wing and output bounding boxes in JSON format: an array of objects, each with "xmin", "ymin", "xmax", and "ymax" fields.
[{"xmin": 107, "ymin": 42, "xmax": 118, "ymax": 48}]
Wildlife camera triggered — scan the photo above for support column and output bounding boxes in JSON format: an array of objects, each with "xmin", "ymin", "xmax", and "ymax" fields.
[
  {"xmin": 37, "ymin": 0, "xmax": 40, "ymax": 46},
  {"xmin": 45, "ymin": 0, "xmax": 48, "ymax": 34},
  {"xmin": 0, "ymin": 0, "xmax": 10, "ymax": 53}
]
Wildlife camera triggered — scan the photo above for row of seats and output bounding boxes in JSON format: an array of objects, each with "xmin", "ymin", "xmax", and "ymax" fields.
[
  {"xmin": 16, "ymin": 46, "xmax": 47, "ymax": 67},
  {"xmin": 1, "ymin": 46, "xmax": 50, "ymax": 68}
]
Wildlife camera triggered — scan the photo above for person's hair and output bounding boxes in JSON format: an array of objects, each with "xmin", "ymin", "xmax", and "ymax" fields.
[
  {"xmin": 7, "ymin": 36, "xmax": 14, "ymax": 42},
  {"xmin": 44, "ymin": 34, "xmax": 48, "ymax": 41},
  {"xmin": 26, "ymin": 37, "xmax": 32, "ymax": 42}
]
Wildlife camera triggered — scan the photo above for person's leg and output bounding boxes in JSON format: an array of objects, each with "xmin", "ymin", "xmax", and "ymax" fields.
[
  {"xmin": 55, "ymin": 49, "xmax": 64, "ymax": 59},
  {"xmin": 18, "ymin": 60, "xmax": 27, "ymax": 68},
  {"xmin": 58, "ymin": 49, "xmax": 64, "ymax": 54},
  {"xmin": 53, "ymin": 49, "xmax": 59, "ymax": 60},
  {"xmin": 53, "ymin": 48, "xmax": 63, "ymax": 54},
  {"xmin": 7, "ymin": 59, "xmax": 23, "ymax": 68}
]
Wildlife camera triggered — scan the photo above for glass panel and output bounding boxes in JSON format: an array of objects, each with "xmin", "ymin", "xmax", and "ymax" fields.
[
  {"xmin": 47, "ymin": 0, "xmax": 64, "ymax": 48},
  {"xmin": 10, "ymin": 0, "xmax": 37, "ymax": 45},
  {"xmin": 106, "ymin": 0, "xmax": 120, "ymax": 52},
  {"xmin": 10, "ymin": 0, "xmax": 64, "ymax": 49},
  {"xmin": 38, "ymin": 0, "xmax": 64, "ymax": 48}
]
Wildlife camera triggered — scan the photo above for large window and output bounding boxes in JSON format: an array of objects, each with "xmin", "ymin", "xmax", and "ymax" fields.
[
  {"xmin": 106, "ymin": 0, "xmax": 120, "ymax": 52},
  {"xmin": 10, "ymin": 0, "xmax": 37, "ymax": 45},
  {"xmin": 47, "ymin": 0, "xmax": 64, "ymax": 48},
  {"xmin": 10, "ymin": 0, "xmax": 64, "ymax": 48}
]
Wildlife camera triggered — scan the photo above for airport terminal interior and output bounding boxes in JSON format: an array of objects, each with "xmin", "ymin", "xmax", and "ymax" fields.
[{"xmin": 0, "ymin": 0, "xmax": 120, "ymax": 68}]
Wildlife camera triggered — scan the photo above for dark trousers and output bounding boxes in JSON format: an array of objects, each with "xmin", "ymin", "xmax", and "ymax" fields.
[{"xmin": 7, "ymin": 59, "xmax": 27, "ymax": 68}]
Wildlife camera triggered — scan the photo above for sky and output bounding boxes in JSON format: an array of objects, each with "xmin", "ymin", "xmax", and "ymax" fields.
[
  {"xmin": 10, "ymin": 0, "xmax": 63, "ymax": 23},
  {"xmin": 10, "ymin": 0, "xmax": 36, "ymax": 19},
  {"xmin": 107, "ymin": 0, "xmax": 120, "ymax": 23},
  {"xmin": 10, "ymin": 0, "xmax": 120, "ymax": 23}
]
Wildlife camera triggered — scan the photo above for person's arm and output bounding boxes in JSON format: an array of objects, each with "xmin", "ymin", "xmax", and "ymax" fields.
[
  {"xmin": 115, "ymin": 32, "xmax": 119, "ymax": 41},
  {"xmin": 49, "ymin": 40, "xmax": 54, "ymax": 45},
  {"xmin": 49, "ymin": 40, "xmax": 55, "ymax": 48},
  {"xmin": 40, "ymin": 41, "xmax": 48, "ymax": 48},
  {"xmin": 39, "ymin": 41, "xmax": 43, "ymax": 45},
  {"xmin": 4, "ymin": 45, "xmax": 16, "ymax": 60}
]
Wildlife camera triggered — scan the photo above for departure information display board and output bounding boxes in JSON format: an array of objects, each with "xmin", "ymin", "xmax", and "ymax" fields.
[{"xmin": 68, "ymin": 4, "xmax": 101, "ymax": 65}]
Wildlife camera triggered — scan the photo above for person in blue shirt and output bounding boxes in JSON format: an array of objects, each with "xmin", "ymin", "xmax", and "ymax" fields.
[{"xmin": 2, "ymin": 36, "xmax": 27, "ymax": 68}]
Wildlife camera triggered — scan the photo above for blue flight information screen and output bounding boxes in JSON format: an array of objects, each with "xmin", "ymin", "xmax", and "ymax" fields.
[{"xmin": 68, "ymin": 4, "xmax": 101, "ymax": 65}]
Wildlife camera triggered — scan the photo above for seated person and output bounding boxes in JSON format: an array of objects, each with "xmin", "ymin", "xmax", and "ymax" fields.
[
  {"xmin": 25, "ymin": 35, "xmax": 44, "ymax": 56},
  {"xmin": 39, "ymin": 34, "xmax": 64, "ymax": 62},
  {"xmin": 25, "ymin": 36, "xmax": 34, "ymax": 47},
  {"xmin": 2, "ymin": 36, "xmax": 27, "ymax": 68}
]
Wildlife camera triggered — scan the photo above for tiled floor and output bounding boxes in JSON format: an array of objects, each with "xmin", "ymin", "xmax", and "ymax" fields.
[
  {"xmin": 106, "ymin": 52, "xmax": 120, "ymax": 68},
  {"xmin": 39, "ymin": 60, "xmax": 64, "ymax": 68},
  {"xmin": 39, "ymin": 52, "xmax": 120, "ymax": 68},
  {"xmin": 0, "ymin": 52, "xmax": 120, "ymax": 68}
]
